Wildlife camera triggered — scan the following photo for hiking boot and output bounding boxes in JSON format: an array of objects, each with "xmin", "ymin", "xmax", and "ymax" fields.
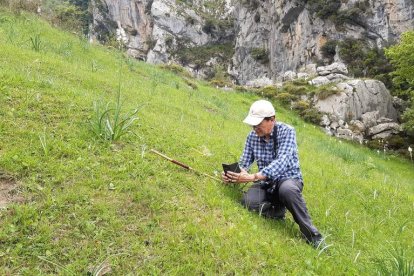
[{"xmin": 307, "ymin": 235, "xmax": 326, "ymax": 249}]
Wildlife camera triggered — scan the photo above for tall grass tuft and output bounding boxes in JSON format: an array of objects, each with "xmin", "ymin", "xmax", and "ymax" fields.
[
  {"xmin": 376, "ymin": 245, "xmax": 414, "ymax": 276},
  {"xmin": 30, "ymin": 33, "xmax": 42, "ymax": 52},
  {"xmin": 89, "ymin": 57, "xmax": 143, "ymax": 142},
  {"xmin": 89, "ymin": 100, "xmax": 142, "ymax": 142}
]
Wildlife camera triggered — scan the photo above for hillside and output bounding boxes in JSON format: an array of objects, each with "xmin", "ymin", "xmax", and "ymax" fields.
[{"xmin": 1, "ymin": 11, "xmax": 413, "ymax": 274}]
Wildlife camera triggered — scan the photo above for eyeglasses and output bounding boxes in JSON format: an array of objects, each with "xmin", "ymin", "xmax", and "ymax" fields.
[{"xmin": 252, "ymin": 122, "xmax": 263, "ymax": 130}]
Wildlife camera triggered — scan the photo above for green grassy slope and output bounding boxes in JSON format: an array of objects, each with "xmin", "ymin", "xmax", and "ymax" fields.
[{"xmin": 0, "ymin": 11, "xmax": 413, "ymax": 275}]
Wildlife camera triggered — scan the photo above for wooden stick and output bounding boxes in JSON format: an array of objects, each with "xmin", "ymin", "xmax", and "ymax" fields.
[{"xmin": 150, "ymin": 149, "xmax": 221, "ymax": 182}]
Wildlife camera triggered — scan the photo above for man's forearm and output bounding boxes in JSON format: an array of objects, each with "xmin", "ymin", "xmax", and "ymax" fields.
[
  {"xmin": 243, "ymin": 172, "xmax": 267, "ymax": 182},
  {"xmin": 253, "ymin": 172, "xmax": 266, "ymax": 182}
]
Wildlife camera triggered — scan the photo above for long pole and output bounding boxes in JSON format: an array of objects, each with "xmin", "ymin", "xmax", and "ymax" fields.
[{"xmin": 150, "ymin": 149, "xmax": 221, "ymax": 182}]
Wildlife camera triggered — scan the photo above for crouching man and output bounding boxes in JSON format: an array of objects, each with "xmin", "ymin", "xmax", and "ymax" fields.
[{"xmin": 222, "ymin": 99, "xmax": 324, "ymax": 248}]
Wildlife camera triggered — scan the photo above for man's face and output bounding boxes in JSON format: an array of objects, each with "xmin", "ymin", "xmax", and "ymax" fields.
[{"xmin": 253, "ymin": 118, "xmax": 275, "ymax": 137}]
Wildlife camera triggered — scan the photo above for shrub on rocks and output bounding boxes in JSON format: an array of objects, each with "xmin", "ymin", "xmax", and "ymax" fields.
[
  {"xmin": 292, "ymin": 100, "xmax": 310, "ymax": 112},
  {"xmin": 275, "ymin": 93, "xmax": 297, "ymax": 104},
  {"xmin": 386, "ymin": 135, "xmax": 406, "ymax": 150},
  {"xmin": 314, "ymin": 85, "xmax": 340, "ymax": 100},
  {"xmin": 302, "ymin": 108, "xmax": 323, "ymax": 124},
  {"xmin": 260, "ymin": 85, "xmax": 279, "ymax": 98}
]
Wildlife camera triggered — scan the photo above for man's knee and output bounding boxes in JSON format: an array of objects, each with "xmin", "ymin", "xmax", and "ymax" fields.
[
  {"xmin": 279, "ymin": 180, "xmax": 301, "ymax": 202},
  {"xmin": 241, "ymin": 185, "xmax": 266, "ymax": 211}
]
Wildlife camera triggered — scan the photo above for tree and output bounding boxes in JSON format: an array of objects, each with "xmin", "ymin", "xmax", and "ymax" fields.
[{"xmin": 385, "ymin": 31, "xmax": 414, "ymax": 132}]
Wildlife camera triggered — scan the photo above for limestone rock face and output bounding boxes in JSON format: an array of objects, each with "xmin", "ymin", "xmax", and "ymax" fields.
[
  {"xmin": 368, "ymin": 123, "xmax": 402, "ymax": 137},
  {"xmin": 90, "ymin": 0, "xmax": 153, "ymax": 60},
  {"xmin": 317, "ymin": 62, "xmax": 348, "ymax": 76},
  {"xmin": 231, "ymin": 0, "xmax": 414, "ymax": 84},
  {"xmin": 315, "ymin": 79, "xmax": 398, "ymax": 122},
  {"xmin": 90, "ymin": 0, "xmax": 414, "ymax": 84},
  {"xmin": 313, "ymin": 78, "xmax": 403, "ymax": 142},
  {"xmin": 361, "ymin": 111, "xmax": 380, "ymax": 128},
  {"xmin": 90, "ymin": 0, "xmax": 233, "ymax": 64}
]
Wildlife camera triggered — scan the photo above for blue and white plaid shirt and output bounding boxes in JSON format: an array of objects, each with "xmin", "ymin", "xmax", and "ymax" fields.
[{"xmin": 239, "ymin": 122, "xmax": 303, "ymax": 182}]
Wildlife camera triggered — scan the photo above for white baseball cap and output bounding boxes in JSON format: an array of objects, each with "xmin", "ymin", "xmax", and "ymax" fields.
[{"xmin": 243, "ymin": 100, "xmax": 275, "ymax": 126}]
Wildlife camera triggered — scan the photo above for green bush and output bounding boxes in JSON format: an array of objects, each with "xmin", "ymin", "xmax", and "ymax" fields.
[
  {"xmin": 292, "ymin": 100, "xmax": 310, "ymax": 112},
  {"xmin": 242, "ymin": 0, "xmax": 259, "ymax": 9},
  {"xmin": 367, "ymin": 139, "xmax": 384, "ymax": 150},
  {"xmin": 175, "ymin": 43, "xmax": 234, "ymax": 67},
  {"xmin": 6, "ymin": 0, "xmax": 40, "ymax": 14},
  {"xmin": 291, "ymin": 78, "xmax": 309, "ymax": 86},
  {"xmin": 202, "ymin": 19, "xmax": 216, "ymax": 34},
  {"xmin": 307, "ymin": 0, "xmax": 341, "ymax": 19},
  {"xmin": 250, "ymin": 48, "xmax": 269, "ymax": 64},
  {"xmin": 234, "ymin": 85, "xmax": 248, "ymax": 92},
  {"xmin": 339, "ymin": 38, "xmax": 367, "ymax": 76},
  {"xmin": 41, "ymin": 0, "xmax": 91, "ymax": 34},
  {"xmin": 338, "ymin": 38, "xmax": 392, "ymax": 83},
  {"xmin": 385, "ymin": 31, "xmax": 414, "ymax": 132},
  {"xmin": 301, "ymin": 108, "xmax": 322, "ymax": 124},
  {"xmin": 321, "ymin": 39, "xmax": 337, "ymax": 62},
  {"xmin": 283, "ymin": 83, "xmax": 309, "ymax": 95},
  {"xmin": 333, "ymin": 7, "xmax": 366, "ymax": 29},
  {"xmin": 386, "ymin": 135, "xmax": 406, "ymax": 150},
  {"xmin": 401, "ymin": 107, "xmax": 414, "ymax": 132},
  {"xmin": 260, "ymin": 85, "xmax": 279, "ymax": 98},
  {"xmin": 160, "ymin": 63, "xmax": 192, "ymax": 78},
  {"xmin": 53, "ymin": 3, "xmax": 84, "ymax": 32},
  {"xmin": 210, "ymin": 79, "xmax": 232, "ymax": 88},
  {"xmin": 275, "ymin": 92, "xmax": 297, "ymax": 105},
  {"xmin": 314, "ymin": 86, "xmax": 340, "ymax": 100}
]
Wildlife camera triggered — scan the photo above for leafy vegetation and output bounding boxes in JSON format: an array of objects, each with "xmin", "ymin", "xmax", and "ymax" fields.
[
  {"xmin": 250, "ymin": 47, "xmax": 269, "ymax": 64},
  {"xmin": 174, "ymin": 42, "xmax": 234, "ymax": 68},
  {"xmin": 386, "ymin": 31, "xmax": 414, "ymax": 132},
  {"xmin": 88, "ymin": 74, "xmax": 143, "ymax": 143},
  {"xmin": 1, "ymin": 0, "xmax": 40, "ymax": 14},
  {"xmin": 320, "ymin": 39, "xmax": 337, "ymax": 63},
  {"xmin": 339, "ymin": 38, "xmax": 393, "ymax": 86},
  {"xmin": 306, "ymin": 0, "xmax": 341, "ymax": 20},
  {"xmin": 0, "ymin": 10, "xmax": 414, "ymax": 275},
  {"xmin": 303, "ymin": 0, "xmax": 369, "ymax": 29}
]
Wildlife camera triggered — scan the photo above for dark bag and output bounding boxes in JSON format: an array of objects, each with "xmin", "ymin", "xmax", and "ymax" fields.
[{"xmin": 263, "ymin": 125, "xmax": 279, "ymax": 196}]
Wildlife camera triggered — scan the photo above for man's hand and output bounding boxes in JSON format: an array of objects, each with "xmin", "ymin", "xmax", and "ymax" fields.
[{"xmin": 222, "ymin": 169, "xmax": 254, "ymax": 184}]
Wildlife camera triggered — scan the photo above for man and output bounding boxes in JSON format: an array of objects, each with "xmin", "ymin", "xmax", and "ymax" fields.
[{"xmin": 222, "ymin": 99, "xmax": 324, "ymax": 248}]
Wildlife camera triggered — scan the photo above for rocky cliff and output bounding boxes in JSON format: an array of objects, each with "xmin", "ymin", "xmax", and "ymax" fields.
[
  {"xmin": 89, "ymin": 0, "xmax": 414, "ymax": 84},
  {"xmin": 231, "ymin": 0, "xmax": 414, "ymax": 84},
  {"xmin": 90, "ymin": 0, "xmax": 234, "ymax": 77}
]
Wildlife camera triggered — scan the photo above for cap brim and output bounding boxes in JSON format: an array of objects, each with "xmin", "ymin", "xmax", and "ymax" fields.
[{"xmin": 243, "ymin": 115, "xmax": 264, "ymax": 126}]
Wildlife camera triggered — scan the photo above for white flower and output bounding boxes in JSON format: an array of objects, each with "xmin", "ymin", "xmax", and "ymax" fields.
[{"xmin": 409, "ymin": 146, "xmax": 412, "ymax": 153}]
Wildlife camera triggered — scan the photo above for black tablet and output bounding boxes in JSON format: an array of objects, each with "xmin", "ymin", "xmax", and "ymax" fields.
[{"xmin": 222, "ymin": 162, "xmax": 241, "ymax": 175}]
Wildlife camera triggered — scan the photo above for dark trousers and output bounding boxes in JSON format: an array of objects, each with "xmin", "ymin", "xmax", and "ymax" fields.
[{"xmin": 241, "ymin": 179, "xmax": 321, "ymax": 241}]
